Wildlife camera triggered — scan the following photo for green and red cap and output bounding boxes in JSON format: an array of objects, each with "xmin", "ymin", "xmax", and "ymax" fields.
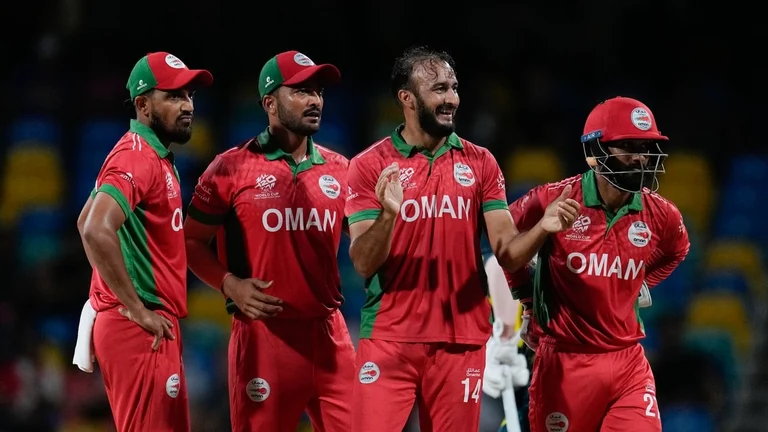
[
  {"xmin": 126, "ymin": 52, "xmax": 214, "ymax": 100},
  {"xmin": 258, "ymin": 51, "xmax": 340, "ymax": 99}
]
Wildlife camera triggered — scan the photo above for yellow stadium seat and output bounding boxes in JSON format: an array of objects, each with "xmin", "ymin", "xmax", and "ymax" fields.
[
  {"xmin": 687, "ymin": 292, "xmax": 753, "ymax": 356},
  {"xmin": 177, "ymin": 119, "xmax": 215, "ymax": 160},
  {"xmin": 704, "ymin": 241, "xmax": 767, "ymax": 297},
  {"xmin": 186, "ymin": 284, "xmax": 232, "ymax": 330},
  {"xmin": 504, "ymin": 148, "xmax": 564, "ymax": 185},
  {"xmin": 0, "ymin": 148, "xmax": 64, "ymax": 226},
  {"xmin": 658, "ymin": 152, "xmax": 714, "ymax": 233}
]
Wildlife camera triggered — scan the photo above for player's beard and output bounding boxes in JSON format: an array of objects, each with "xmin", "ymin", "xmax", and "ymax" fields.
[
  {"xmin": 277, "ymin": 100, "xmax": 321, "ymax": 137},
  {"xmin": 415, "ymin": 93, "xmax": 456, "ymax": 138},
  {"xmin": 602, "ymin": 156, "xmax": 655, "ymax": 192},
  {"xmin": 149, "ymin": 110, "xmax": 193, "ymax": 145}
]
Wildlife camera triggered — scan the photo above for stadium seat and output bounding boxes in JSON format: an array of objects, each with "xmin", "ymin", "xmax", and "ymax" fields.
[
  {"xmin": 0, "ymin": 148, "xmax": 65, "ymax": 226},
  {"xmin": 504, "ymin": 148, "xmax": 564, "ymax": 185},
  {"xmin": 660, "ymin": 404, "xmax": 715, "ymax": 432},
  {"xmin": 177, "ymin": 118, "xmax": 215, "ymax": 161},
  {"xmin": 684, "ymin": 328, "xmax": 740, "ymax": 392},
  {"xmin": 228, "ymin": 119, "xmax": 267, "ymax": 147},
  {"xmin": 658, "ymin": 152, "xmax": 714, "ymax": 234},
  {"xmin": 8, "ymin": 116, "xmax": 60, "ymax": 149},
  {"xmin": 704, "ymin": 241, "xmax": 766, "ymax": 297},
  {"xmin": 186, "ymin": 284, "xmax": 232, "ymax": 330},
  {"xmin": 686, "ymin": 292, "xmax": 752, "ymax": 356},
  {"xmin": 16, "ymin": 206, "xmax": 64, "ymax": 268},
  {"xmin": 702, "ymin": 270, "xmax": 752, "ymax": 300},
  {"xmin": 727, "ymin": 155, "xmax": 768, "ymax": 185}
]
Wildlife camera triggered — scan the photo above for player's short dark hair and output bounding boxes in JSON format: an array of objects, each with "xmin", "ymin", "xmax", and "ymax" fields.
[{"xmin": 390, "ymin": 45, "xmax": 456, "ymax": 102}]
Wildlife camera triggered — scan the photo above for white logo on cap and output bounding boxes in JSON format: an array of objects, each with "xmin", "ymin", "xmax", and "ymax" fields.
[
  {"xmin": 631, "ymin": 107, "xmax": 652, "ymax": 131},
  {"xmin": 265, "ymin": 76, "xmax": 274, "ymax": 88},
  {"xmin": 137, "ymin": 79, "xmax": 147, "ymax": 91},
  {"xmin": 293, "ymin": 53, "xmax": 315, "ymax": 66},
  {"xmin": 165, "ymin": 54, "xmax": 186, "ymax": 69}
]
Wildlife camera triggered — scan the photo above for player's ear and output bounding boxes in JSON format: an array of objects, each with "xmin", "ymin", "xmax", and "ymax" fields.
[
  {"xmin": 134, "ymin": 94, "xmax": 151, "ymax": 118},
  {"xmin": 262, "ymin": 94, "xmax": 277, "ymax": 115},
  {"xmin": 397, "ymin": 89, "xmax": 414, "ymax": 110}
]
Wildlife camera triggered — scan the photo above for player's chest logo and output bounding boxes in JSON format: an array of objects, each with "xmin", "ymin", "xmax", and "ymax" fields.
[
  {"xmin": 253, "ymin": 173, "xmax": 280, "ymax": 200},
  {"xmin": 399, "ymin": 166, "xmax": 418, "ymax": 190},
  {"xmin": 318, "ymin": 174, "xmax": 341, "ymax": 199},
  {"xmin": 164, "ymin": 169, "xmax": 178, "ymax": 199},
  {"xmin": 627, "ymin": 221, "xmax": 652, "ymax": 248},
  {"xmin": 564, "ymin": 214, "xmax": 593, "ymax": 242},
  {"xmin": 453, "ymin": 162, "xmax": 475, "ymax": 187}
]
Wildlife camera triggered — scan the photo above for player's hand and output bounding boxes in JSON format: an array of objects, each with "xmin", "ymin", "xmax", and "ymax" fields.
[
  {"xmin": 119, "ymin": 306, "xmax": 175, "ymax": 351},
  {"xmin": 376, "ymin": 163, "xmax": 403, "ymax": 216},
  {"xmin": 540, "ymin": 184, "xmax": 580, "ymax": 233},
  {"xmin": 519, "ymin": 311, "xmax": 539, "ymax": 351},
  {"xmin": 223, "ymin": 275, "xmax": 283, "ymax": 320}
]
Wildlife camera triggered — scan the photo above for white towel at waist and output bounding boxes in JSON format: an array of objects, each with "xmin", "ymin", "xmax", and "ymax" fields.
[{"xmin": 72, "ymin": 299, "xmax": 97, "ymax": 373}]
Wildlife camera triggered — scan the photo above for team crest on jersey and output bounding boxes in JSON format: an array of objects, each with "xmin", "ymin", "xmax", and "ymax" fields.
[
  {"xmin": 564, "ymin": 214, "xmax": 591, "ymax": 242},
  {"xmin": 359, "ymin": 361, "xmax": 380, "ymax": 384},
  {"xmin": 164, "ymin": 170, "xmax": 178, "ymax": 199},
  {"xmin": 165, "ymin": 373, "xmax": 180, "ymax": 398},
  {"xmin": 254, "ymin": 174, "xmax": 280, "ymax": 200},
  {"xmin": 545, "ymin": 412, "xmax": 569, "ymax": 432},
  {"xmin": 628, "ymin": 221, "xmax": 652, "ymax": 247},
  {"xmin": 246, "ymin": 377, "xmax": 271, "ymax": 402},
  {"xmin": 318, "ymin": 175, "xmax": 341, "ymax": 199},
  {"xmin": 453, "ymin": 163, "xmax": 475, "ymax": 187},
  {"xmin": 399, "ymin": 167, "xmax": 417, "ymax": 190}
]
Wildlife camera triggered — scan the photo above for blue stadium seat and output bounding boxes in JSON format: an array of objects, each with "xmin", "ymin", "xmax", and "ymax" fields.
[
  {"xmin": 684, "ymin": 328, "xmax": 740, "ymax": 392},
  {"xmin": 728, "ymin": 155, "xmax": 768, "ymax": 184},
  {"xmin": 660, "ymin": 404, "xmax": 715, "ymax": 432},
  {"xmin": 702, "ymin": 270, "xmax": 751, "ymax": 298},
  {"xmin": 72, "ymin": 120, "xmax": 127, "ymax": 206},
  {"xmin": 507, "ymin": 183, "xmax": 536, "ymax": 203},
  {"xmin": 17, "ymin": 206, "xmax": 64, "ymax": 268},
  {"xmin": 8, "ymin": 116, "xmax": 60, "ymax": 149},
  {"xmin": 228, "ymin": 119, "xmax": 267, "ymax": 148}
]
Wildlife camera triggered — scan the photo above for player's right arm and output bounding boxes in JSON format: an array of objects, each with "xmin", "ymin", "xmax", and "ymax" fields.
[
  {"xmin": 185, "ymin": 155, "xmax": 283, "ymax": 320},
  {"xmin": 346, "ymin": 160, "xmax": 402, "ymax": 279},
  {"xmin": 77, "ymin": 149, "xmax": 174, "ymax": 351}
]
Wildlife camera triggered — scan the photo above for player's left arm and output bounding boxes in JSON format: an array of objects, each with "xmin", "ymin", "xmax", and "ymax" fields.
[
  {"xmin": 481, "ymin": 151, "xmax": 579, "ymax": 272},
  {"xmin": 644, "ymin": 202, "xmax": 691, "ymax": 288}
]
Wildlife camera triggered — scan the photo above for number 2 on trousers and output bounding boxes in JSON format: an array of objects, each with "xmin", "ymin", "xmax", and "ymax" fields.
[
  {"xmin": 644, "ymin": 393, "xmax": 660, "ymax": 419},
  {"xmin": 461, "ymin": 378, "xmax": 481, "ymax": 403}
]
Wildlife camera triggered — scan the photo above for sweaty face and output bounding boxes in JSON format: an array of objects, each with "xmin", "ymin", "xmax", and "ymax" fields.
[
  {"xmin": 274, "ymin": 82, "xmax": 324, "ymax": 137},
  {"xmin": 410, "ymin": 60, "xmax": 459, "ymax": 138},
  {"xmin": 147, "ymin": 89, "xmax": 195, "ymax": 145}
]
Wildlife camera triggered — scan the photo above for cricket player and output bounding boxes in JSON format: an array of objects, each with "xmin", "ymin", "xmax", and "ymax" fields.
[
  {"xmin": 183, "ymin": 51, "xmax": 354, "ymax": 432},
  {"xmin": 76, "ymin": 52, "xmax": 212, "ymax": 432},
  {"xmin": 345, "ymin": 45, "xmax": 581, "ymax": 432},
  {"xmin": 507, "ymin": 96, "xmax": 690, "ymax": 432}
]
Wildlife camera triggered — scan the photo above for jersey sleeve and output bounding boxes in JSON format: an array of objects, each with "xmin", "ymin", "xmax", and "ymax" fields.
[
  {"xmin": 345, "ymin": 156, "xmax": 382, "ymax": 225},
  {"xmin": 94, "ymin": 149, "xmax": 156, "ymax": 217},
  {"xmin": 187, "ymin": 155, "xmax": 234, "ymax": 225},
  {"xmin": 645, "ymin": 203, "xmax": 691, "ymax": 288},
  {"xmin": 503, "ymin": 187, "xmax": 546, "ymax": 300},
  {"xmin": 480, "ymin": 150, "xmax": 509, "ymax": 213}
]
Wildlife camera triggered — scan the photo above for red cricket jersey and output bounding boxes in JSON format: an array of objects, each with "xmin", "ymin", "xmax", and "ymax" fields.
[
  {"xmin": 89, "ymin": 120, "xmax": 188, "ymax": 318},
  {"xmin": 507, "ymin": 170, "xmax": 690, "ymax": 352},
  {"xmin": 187, "ymin": 129, "xmax": 348, "ymax": 319},
  {"xmin": 345, "ymin": 126, "xmax": 509, "ymax": 345}
]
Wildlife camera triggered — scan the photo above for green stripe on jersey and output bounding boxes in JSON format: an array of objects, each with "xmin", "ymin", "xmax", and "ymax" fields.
[
  {"xmin": 187, "ymin": 204, "xmax": 225, "ymax": 225},
  {"xmin": 482, "ymin": 200, "xmax": 509, "ymax": 213},
  {"xmin": 359, "ymin": 273, "xmax": 384, "ymax": 338},
  {"xmin": 96, "ymin": 187, "xmax": 161, "ymax": 306},
  {"xmin": 348, "ymin": 209, "xmax": 381, "ymax": 225}
]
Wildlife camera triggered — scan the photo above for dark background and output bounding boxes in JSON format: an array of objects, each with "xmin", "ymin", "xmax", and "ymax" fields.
[{"xmin": 0, "ymin": 1, "xmax": 765, "ymax": 431}]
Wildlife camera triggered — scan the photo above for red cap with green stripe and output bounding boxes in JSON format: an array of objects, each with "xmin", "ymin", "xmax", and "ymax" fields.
[
  {"xmin": 258, "ymin": 51, "xmax": 340, "ymax": 99},
  {"xmin": 126, "ymin": 52, "xmax": 213, "ymax": 100}
]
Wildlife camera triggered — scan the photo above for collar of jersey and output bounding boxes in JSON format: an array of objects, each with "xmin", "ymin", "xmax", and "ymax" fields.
[
  {"xmin": 581, "ymin": 170, "xmax": 643, "ymax": 211},
  {"xmin": 129, "ymin": 119, "xmax": 170, "ymax": 158},
  {"xmin": 390, "ymin": 124, "xmax": 463, "ymax": 158},
  {"xmin": 256, "ymin": 127, "xmax": 326, "ymax": 165}
]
